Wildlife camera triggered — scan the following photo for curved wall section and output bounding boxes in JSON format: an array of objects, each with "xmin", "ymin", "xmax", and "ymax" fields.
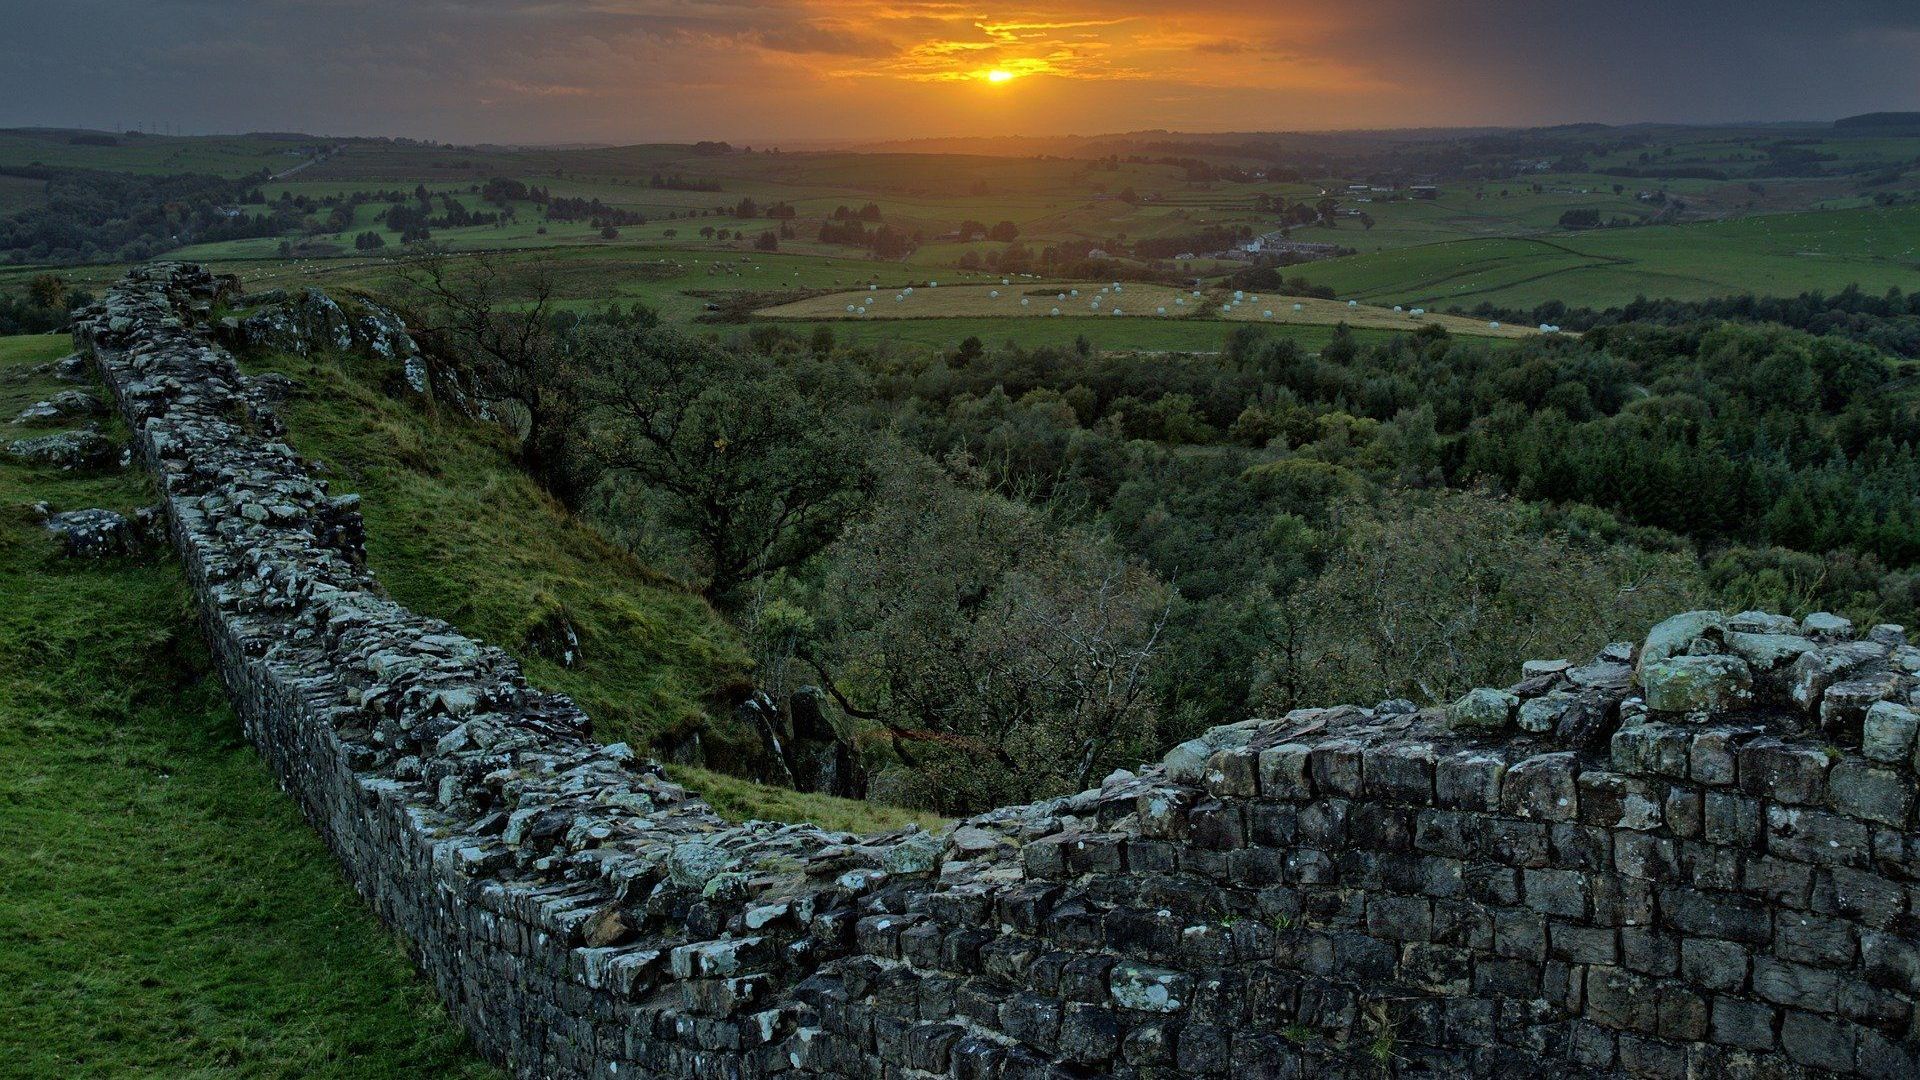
[{"xmin": 79, "ymin": 264, "xmax": 1920, "ymax": 1078}]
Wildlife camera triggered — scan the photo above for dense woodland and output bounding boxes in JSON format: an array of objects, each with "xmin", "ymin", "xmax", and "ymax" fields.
[
  {"xmin": 1456, "ymin": 285, "xmax": 1920, "ymax": 358},
  {"xmin": 0, "ymin": 166, "xmax": 275, "ymax": 263},
  {"xmin": 391, "ymin": 256, "xmax": 1920, "ymax": 813}
]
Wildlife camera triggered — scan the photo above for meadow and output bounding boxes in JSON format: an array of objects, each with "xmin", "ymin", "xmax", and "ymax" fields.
[
  {"xmin": 760, "ymin": 281, "xmax": 1544, "ymax": 338},
  {"xmin": 1299, "ymin": 205, "xmax": 1920, "ymax": 309}
]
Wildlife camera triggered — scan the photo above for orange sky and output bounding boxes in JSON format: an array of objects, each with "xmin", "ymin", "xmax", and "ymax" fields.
[
  {"xmin": 464, "ymin": 0, "xmax": 1415, "ymax": 140},
  {"xmin": 5, "ymin": 1, "xmax": 1920, "ymax": 142}
]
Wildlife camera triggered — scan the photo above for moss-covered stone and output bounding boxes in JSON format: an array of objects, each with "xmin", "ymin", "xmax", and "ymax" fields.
[{"xmin": 1640, "ymin": 654, "xmax": 1753, "ymax": 714}]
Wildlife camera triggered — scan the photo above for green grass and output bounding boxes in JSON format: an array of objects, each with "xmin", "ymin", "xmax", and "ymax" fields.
[
  {"xmin": 667, "ymin": 766, "xmax": 946, "ymax": 834},
  {"xmin": 0, "ymin": 333, "xmax": 495, "ymax": 1078},
  {"xmin": 0, "ymin": 332, "xmax": 69, "ymax": 365},
  {"xmin": 1303, "ymin": 205, "xmax": 1920, "ymax": 310},
  {"xmin": 0, "ymin": 129, "xmax": 315, "ymax": 177},
  {"xmin": 242, "ymin": 347, "xmax": 756, "ymax": 760}
]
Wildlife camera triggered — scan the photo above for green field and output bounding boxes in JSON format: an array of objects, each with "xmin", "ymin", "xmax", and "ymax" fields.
[
  {"xmin": 762, "ymin": 281, "xmax": 1542, "ymax": 339},
  {"xmin": 5, "ymin": 122, "xmax": 1920, "ymax": 348},
  {"xmin": 0, "ymin": 129, "xmax": 322, "ymax": 177},
  {"xmin": 1300, "ymin": 205, "xmax": 1920, "ymax": 310}
]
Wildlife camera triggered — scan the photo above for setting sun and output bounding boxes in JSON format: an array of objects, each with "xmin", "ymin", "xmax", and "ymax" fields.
[{"xmin": 986, "ymin": 69, "xmax": 1015, "ymax": 83}]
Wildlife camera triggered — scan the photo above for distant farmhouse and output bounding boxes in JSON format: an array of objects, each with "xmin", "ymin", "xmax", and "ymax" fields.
[{"xmin": 1241, "ymin": 232, "xmax": 1342, "ymax": 260}]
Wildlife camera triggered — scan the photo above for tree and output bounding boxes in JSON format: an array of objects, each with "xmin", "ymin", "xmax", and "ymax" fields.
[
  {"xmin": 755, "ymin": 229, "xmax": 778, "ymax": 251},
  {"xmin": 808, "ymin": 448, "xmax": 1171, "ymax": 812},
  {"xmin": 1263, "ymin": 491, "xmax": 1699, "ymax": 709},
  {"xmin": 389, "ymin": 251, "xmax": 581, "ymax": 500},
  {"xmin": 26, "ymin": 273, "xmax": 68, "ymax": 310},
  {"xmin": 600, "ymin": 225, "xmax": 619, "ymax": 239},
  {"xmin": 1558, "ymin": 208, "xmax": 1603, "ymax": 230},
  {"xmin": 987, "ymin": 220, "xmax": 1019, "ymax": 242},
  {"xmin": 576, "ymin": 326, "xmax": 871, "ymax": 603}
]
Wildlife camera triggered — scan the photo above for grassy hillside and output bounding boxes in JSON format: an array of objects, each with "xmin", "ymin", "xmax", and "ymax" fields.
[
  {"xmin": 244, "ymin": 346, "xmax": 753, "ymax": 757},
  {"xmin": 241, "ymin": 343, "xmax": 939, "ymax": 832},
  {"xmin": 1, "ymin": 317, "xmax": 941, "ymax": 1072},
  {"xmin": 0, "ymin": 333, "xmax": 495, "ymax": 1078}
]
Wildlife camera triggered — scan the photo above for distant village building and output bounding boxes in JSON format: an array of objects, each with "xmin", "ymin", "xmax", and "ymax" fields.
[
  {"xmin": 1241, "ymin": 232, "xmax": 1342, "ymax": 260},
  {"xmin": 1410, "ymin": 185, "xmax": 1441, "ymax": 199}
]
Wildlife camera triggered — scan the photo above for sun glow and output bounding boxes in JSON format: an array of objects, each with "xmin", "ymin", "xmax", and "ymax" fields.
[{"xmin": 986, "ymin": 69, "xmax": 1016, "ymax": 83}]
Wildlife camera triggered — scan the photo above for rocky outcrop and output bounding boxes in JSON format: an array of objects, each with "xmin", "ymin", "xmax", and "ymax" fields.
[
  {"xmin": 230, "ymin": 285, "xmax": 417, "ymax": 364},
  {"xmin": 5, "ymin": 426, "xmax": 118, "ymax": 469},
  {"xmin": 36, "ymin": 505, "xmax": 153, "ymax": 557},
  {"xmin": 222, "ymin": 285, "xmax": 486, "ymax": 414},
  {"xmin": 77, "ymin": 263, "xmax": 1920, "ymax": 1078},
  {"xmin": 14, "ymin": 388, "xmax": 105, "ymax": 424}
]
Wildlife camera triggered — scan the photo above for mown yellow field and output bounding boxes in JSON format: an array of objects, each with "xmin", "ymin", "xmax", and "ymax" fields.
[{"xmin": 755, "ymin": 281, "xmax": 1546, "ymax": 339}]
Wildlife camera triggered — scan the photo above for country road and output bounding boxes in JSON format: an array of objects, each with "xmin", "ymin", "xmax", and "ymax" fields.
[{"xmin": 268, "ymin": 146, "xmax": 336, "ymax": 181}]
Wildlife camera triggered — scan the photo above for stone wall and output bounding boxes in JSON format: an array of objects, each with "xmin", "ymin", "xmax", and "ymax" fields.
[{"xmin": 78, "ymin": 263, "xmax": 1920, "ymax": 1078}]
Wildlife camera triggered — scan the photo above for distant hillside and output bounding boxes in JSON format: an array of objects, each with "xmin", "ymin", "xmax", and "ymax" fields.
[{"xmin": 1834, "ymin": 112, "xmax": 1920, "ymax": 132}]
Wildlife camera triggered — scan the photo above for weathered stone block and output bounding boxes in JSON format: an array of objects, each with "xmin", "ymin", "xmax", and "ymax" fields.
[
  {"xmin": 1435, "ymin": 752, "xmax": 1505, "ymax": 811},
  {"xmin": 1256, "ymin": 743, "xmax": 1312, "ymax": 800},
  {"xmin": 1765, "ymin": 804, "xmax": 1869, "ymax": 866},
  {"xmin": 1789, "ymin": 642, "xmax": 1885, "ymax": 713},
  {"xmin": 1861, "ymin": 700, "xmax": 1919, "ymax": 764},
  {"xmin": 1502, "ymin": 752, "xmax": 1579, "ymax": 822},
  {"xmin": 1108, "ymin": 963, "xmax": 1191, "ymax": 1013},
  {"xmin": 1448, "ymin": 688, "xmax": 1518, "ymax": 732},
  {"xmin": 1827, "ymin": 762, "xmax": 1911, "ymax": 828},
  {"xmin": 1779, "ymin": 1010, "xmax": 1858, "ymax": 1072},
  {"xmin": 1585, "ymin": 967, "xmax": 1658, "ymax": 1032},
  {"xmin": 1204, "ymin": 748, "xmax": 1258, "ymax": 798},
  {"xmin": 1639, "ymin": 611, "xmax": 1727, "ymax": 671},
  {"xmin": 1641, "ymin": 654, "xmax": 1753, "ymax": 714},
  {"xmin": 1709, "ymin": 997, "xmax": 1776, "ymax": 1050},
  {"xmin": 1737, "ymin": 739, "xmax": 1830, "ymax": 804},
  {"xmin": 1579, "ymin": 772, "xmax": 1663, "ymax": 831}
]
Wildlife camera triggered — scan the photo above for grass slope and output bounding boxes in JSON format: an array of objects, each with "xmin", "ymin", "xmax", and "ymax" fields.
[
  {"xmin": 0, "ymin": 333, "xmax": 495, "ymax": 1078},
  {"xmin": 244, "ymin": 345, "xmax": 936, "ymax": 831},
  {"xmin": 246, "ymin": 347, "xmax": 752, "ymax": 756}
]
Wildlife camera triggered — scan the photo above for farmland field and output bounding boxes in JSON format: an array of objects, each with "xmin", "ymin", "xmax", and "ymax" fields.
[
  {"xmin": 1300, "ymin": 205, "xmax": 1920, "ymax": 309},
  {"xmin": 759, "ymin": 281, "xmax": 1544, "ymax": 338},
  {"xmin": 4, "ymin": 123, "xmax": 1920, "ymax": 349}
]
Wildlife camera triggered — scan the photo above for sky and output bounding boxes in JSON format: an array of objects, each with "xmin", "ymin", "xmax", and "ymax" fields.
[{"xmin": 3, "ymin": 0, "xmax": 1919, "ymax": 144}]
